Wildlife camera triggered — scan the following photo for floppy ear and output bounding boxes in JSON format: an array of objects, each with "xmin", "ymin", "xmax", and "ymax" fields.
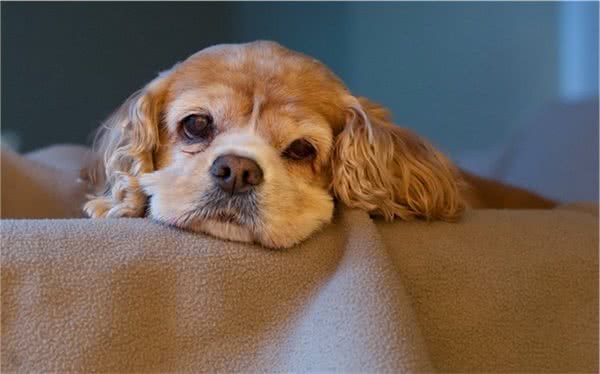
[
  {"xmin": 83, "ymin": 70, "xmax": 171, "ymax": 218},
  {"xmin": 331, "ymin": 96, "xmax": 466, "ymax": 221}
]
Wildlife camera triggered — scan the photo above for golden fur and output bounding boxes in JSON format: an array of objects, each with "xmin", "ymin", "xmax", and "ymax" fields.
[{"xmin": 84, "ymin": 41, "xmax": 554, "ymax": 248}]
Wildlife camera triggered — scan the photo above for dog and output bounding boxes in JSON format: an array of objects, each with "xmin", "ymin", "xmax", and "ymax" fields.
[{"xmin": 83, "ymin": 41, "xmax": 555, "ymax": 248}]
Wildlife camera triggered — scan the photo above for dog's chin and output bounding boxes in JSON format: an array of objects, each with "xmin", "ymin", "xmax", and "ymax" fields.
[{"xmin": 187, "ymin": 218, "xmax": 255, "ymax": 244}]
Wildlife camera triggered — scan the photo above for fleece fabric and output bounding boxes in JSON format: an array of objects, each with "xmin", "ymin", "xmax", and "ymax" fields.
[{"xmin": 1, "ymin": 145, "xmax": 598, "ymax": 372}]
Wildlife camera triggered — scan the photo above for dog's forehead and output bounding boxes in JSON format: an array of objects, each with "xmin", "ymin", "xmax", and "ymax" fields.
[
  {"xmin": 166, "ymin": 42, "xmax": 348, "ymax": 128},
  {"xmin": 175, "ymin": 42, "xmax": 338, "ymax": 85}
]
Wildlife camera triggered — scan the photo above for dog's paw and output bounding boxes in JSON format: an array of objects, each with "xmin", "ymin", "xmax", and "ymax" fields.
[{"xmin": 84, "ymin": 174, "xmax": 147, "ymax": 218}]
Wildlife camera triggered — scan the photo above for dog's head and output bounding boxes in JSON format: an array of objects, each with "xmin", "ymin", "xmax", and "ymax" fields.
[{"xmin": 84, "ymin": 41, "xmax": 465, "ymax": 248}]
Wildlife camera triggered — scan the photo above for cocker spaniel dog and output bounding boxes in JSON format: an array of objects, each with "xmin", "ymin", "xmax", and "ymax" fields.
[{"xmin": 84, "ymin": 41, "xmax": 554, "ymax": 248}]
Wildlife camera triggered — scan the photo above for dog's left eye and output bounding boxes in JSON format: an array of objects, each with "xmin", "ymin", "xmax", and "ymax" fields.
[
  {"xmin": 181, "ymin": 114, "xmax": 214, "ymax": 141},
  {"xmin": 283, "ymin": 139, "xmax": 317, "ymax": 161}
]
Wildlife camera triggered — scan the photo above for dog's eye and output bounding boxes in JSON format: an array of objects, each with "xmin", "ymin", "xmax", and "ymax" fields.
[
  {"xmin": 181, "ymin": 114, "xmax": 214, "ymax": 141},
  {"xmin": 283, "ymin": 139, "xmax": 317, "ymax": 161}
]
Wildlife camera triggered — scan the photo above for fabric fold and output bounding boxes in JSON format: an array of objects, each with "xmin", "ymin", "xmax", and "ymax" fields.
[{"xmin": 1, "ymin": 208, "xmax": 432, "ymax": 372}]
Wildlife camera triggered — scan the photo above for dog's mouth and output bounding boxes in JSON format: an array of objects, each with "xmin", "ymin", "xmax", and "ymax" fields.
[
  {"xmin": 212, "ymin": 210, "xmax": 242, "ymax": 224},
  {"xmin": 164, "ymin": 186, "xmax": 263, "ymax": 245},
  {"xmin": 190, "ymin": 186, "xmax": 259, "ymax": 227}
]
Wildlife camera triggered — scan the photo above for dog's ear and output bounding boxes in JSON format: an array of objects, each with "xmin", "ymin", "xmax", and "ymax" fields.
[
  {"xmin": 331, "ymin": 96, "xmax": 466, "ymax": 221},
  {"xmin": 83, "ymin": 69, "xmax": 172, "ymax": 218}
]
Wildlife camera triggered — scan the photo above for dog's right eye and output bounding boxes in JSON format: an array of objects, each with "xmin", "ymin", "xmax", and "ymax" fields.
[{"xmin": 181, "ymin": 114, "xmax": 214, "ymax": 141}]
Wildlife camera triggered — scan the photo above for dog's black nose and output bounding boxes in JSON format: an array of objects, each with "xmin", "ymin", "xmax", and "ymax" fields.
[{"xmin": 210, "ymin": 155, "xmax": 263, "ymax": 194}]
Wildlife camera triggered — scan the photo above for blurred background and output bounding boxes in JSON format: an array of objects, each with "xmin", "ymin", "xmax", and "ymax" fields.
[{"xmin": 2, "ymin": 2, "xmax": 598, "ymax": 202}]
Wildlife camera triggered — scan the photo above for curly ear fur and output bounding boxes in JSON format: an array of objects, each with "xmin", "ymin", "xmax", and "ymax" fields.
[
  {"xmin": 331, "ymin": 97, "xmax": 466, "ymax": 221},
  {"xmin": 83, "ymin": 72, "xmax": 170, "ymax": 218}
]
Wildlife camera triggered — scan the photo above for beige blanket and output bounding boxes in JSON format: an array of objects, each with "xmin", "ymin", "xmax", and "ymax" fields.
[{"xmin": 1, "ymin": 146, "xmax": 598, "ymax": 372}]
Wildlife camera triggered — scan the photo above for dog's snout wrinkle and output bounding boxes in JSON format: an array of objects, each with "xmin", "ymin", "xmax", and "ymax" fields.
[{"xmin": 210, "ymin": 154, "xmax": 263, "ymax": 195}]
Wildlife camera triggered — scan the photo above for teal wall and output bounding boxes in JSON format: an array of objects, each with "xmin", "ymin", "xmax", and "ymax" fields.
[
  {"xmin": 1, "ymin": 2, "xmax": 234, "ymax": 151},
  {"xmin": 2, "ymin": 2, "xmax": 597, "ymax": 155},
  {"xmin": 228, "ymin": 2, "xmax": 564, "ymax": 156}
]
